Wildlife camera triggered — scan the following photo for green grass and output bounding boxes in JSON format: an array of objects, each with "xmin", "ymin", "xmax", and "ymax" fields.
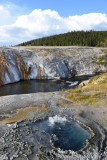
[{"xmin": 96, "ymin": 53, "xmax": 107, "ymax": 65}]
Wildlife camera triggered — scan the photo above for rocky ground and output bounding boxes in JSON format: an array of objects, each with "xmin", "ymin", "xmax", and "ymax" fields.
[
  {"xmin": 0, "ymin": 46, "xmax": 107, "ymax": 86},
  {"xmin": 0, "ymin": 89, "xmax": 107, "ymax": 160},
  {"xmin": 0, "ymin": 46, "xmax": 107, "ymax": 160}
]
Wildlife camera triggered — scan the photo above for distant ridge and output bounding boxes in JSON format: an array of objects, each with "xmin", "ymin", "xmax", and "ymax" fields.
[{"xmin": 18, "ymin": 30, "xmax": 107, "ymax": 47}]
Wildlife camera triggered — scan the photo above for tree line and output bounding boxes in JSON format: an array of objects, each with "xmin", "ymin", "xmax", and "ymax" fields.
[{"xmin": 18, "ymin": 30, "xmax": 107, "ymax": 47}]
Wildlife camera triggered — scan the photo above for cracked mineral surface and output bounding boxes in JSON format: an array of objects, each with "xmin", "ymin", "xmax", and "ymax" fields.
[
  {"xmin": 0, "ymin": 47, "xmax": 107, "ymax": 160},
  {"xmin": 0, "ymin": 91, "xmax": 107, "ymax": 160}
]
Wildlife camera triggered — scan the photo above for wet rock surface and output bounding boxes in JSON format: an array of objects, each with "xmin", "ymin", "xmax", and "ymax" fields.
[
  {"xmin": 0, "ymin": 46, "xmax": 107, "ymax": 86},
  {"xmin": 0, "ymin": 46, "xmax": 107, "ymax": 159},
  {"xmin": 0, "ymin": 91, "xmax": 107, "ymax": 160}
]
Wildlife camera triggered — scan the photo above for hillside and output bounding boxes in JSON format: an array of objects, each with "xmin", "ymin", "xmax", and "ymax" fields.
[
  {"xmin": 18, "ymin": 30, "xmax": 107, "ymax": 47},
  {"xmin": 67, "ymin": 72, "xmax": 107, "ymax": 107}
]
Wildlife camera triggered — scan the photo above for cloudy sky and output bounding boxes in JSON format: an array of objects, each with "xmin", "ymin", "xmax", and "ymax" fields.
[{"xmin": 0, "ymin": 0, "xmax": 107, "ymax": 46}]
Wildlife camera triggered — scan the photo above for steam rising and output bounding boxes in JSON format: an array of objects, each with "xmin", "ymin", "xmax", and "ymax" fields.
[{"xmin": 48, "ymin": 115, "xmax": 67, "ymax": 126}]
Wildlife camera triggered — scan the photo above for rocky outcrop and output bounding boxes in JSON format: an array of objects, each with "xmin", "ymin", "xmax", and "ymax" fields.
[
  {"xmin": 0, "ymin": 49, "xmax": 28, "ymax": 86},
  {"xmin": 0, "ymin": 46, "xmax": 107, "ymax": 86}
]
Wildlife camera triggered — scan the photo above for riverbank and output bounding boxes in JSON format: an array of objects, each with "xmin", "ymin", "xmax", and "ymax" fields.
[
  {"xmin": 0, "ymin": 46, "xmax": 107, "ymax": 86},
  {"xmin": 0, "ymin": 47, "xmax": 107, "ymax": 159},
  {"xmin": 67, "ymin": 73, "xmax": 107, "ymax": 107}
]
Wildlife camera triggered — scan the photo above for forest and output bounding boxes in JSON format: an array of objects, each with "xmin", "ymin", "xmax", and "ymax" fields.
[{"xmin": 18, "ymin": 30, "xmax": 107, "ymax": 47}]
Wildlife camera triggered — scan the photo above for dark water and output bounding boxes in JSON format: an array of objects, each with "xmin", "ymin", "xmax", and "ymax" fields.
[
  {"xmin": 0, "ymin": 75, "xmax": 93, "ymax": 97},
  {"xmin": 0, "ymin": 80, "xmax": 70, "ymax": 96},
  {"xmin": 35, "ymin": 116, "xmax": 91, "ymax": 151}
]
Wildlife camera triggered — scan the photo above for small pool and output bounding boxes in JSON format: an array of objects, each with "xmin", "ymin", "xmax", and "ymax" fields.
[
  {"xmin": 0, "ymin": 80, "xmax": 69, "ymax": 96},
  {"xmin": 35, "ymin": 115, "xmax": 91, "ymax": 151},
  {"xmin": 0, "ymin": 75, "xmax": 93, "ymax": 97}
]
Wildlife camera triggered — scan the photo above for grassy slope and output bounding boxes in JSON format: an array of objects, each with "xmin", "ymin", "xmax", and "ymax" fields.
[{"xmin": 67, "ymin": 73, "xmax": 107, "ymax": 107}]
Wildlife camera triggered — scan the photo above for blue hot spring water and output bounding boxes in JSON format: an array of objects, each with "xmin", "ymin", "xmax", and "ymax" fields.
[{"xmin": 35, "ymin": 115, "xmax": 91, "ymax": 151}]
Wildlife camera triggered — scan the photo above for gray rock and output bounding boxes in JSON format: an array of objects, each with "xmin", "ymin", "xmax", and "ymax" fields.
[{"xmin": 0, "ymin": 46, "xmax": 107, "ymax": 86}]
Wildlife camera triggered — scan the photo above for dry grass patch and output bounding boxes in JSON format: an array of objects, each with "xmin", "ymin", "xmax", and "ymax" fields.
[
  {"xmin": 0, "ymin": 104, "xmax": 50, "ymax": 124},
  {"xmin": 26, "ymin": 47, "xmax": 40, "ymax": 53},
  {"xmin": 67, "ymin": 73, "xmax": 107, "ymax": 107}
]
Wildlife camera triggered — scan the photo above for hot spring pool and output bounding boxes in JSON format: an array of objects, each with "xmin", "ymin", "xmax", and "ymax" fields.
[{"xmin": 35, "ymin": 115, "xmax": 91, "ymax": 151}]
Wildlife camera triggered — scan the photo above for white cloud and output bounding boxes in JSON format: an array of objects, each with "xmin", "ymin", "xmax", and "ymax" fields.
[
  {"xmin": 0, "ymin": 6, "xmax": 107, "ymax": 46},
  {"xmin": 0, "ymin": 3, "xmax": 27, "ymax": 26},
  {"xmin": 66, "ymin": 13, "xmax": 107, "ymax": 30},
  {"xmin": 0, "ymin": 5, "xmax": 13, "ymax": 26}
]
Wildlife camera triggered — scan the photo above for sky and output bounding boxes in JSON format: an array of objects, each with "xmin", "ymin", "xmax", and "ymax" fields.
[{"xmin": 0, "ymin": 0, "xmax": 107, "ymax": 46}]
